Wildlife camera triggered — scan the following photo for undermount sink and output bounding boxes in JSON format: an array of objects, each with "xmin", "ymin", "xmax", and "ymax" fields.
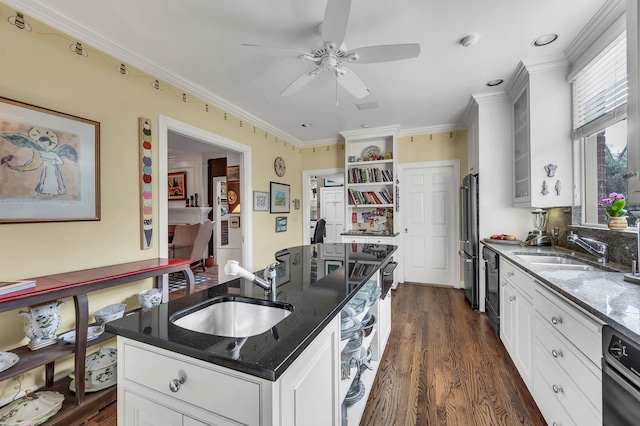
[
  {"xmin": 515, "ymin": 254, "xmax": 600, "ymax": 271},
  {"xmin": 170, "ymin": 296, "xmax": 294, "ymax": 338}
]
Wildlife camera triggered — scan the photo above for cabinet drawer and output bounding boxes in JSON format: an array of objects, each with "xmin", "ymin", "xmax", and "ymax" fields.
[
  {"xmin": 501, "ymin": 259, "xmax": 533, "ymax": 299},
  {"xmin": 535, "ymin": 314, "xmax": 601, "ymax": 411},
  {"xmin": 534, "ymin": 343, "xmax": 601, "ymax": 426},
  {"xmin": 367, "ymin": 237, "xmax": 394, "ymax": 245},
  {"xmin": 535, "ymin": 285, "xmax": 602, "ymax": 365},
  {"xmin": 533, "ymin": 366, "xmax": 577, "ymax": 426},
  {"xmin": 122, "ymin": 341, "xmax": 262, "ymax": 426}
]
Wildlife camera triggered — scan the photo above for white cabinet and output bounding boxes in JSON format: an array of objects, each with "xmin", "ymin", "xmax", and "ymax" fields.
[
  {"xmin": 341, "ymin": 126, "xmax": 398, "ymax": 235},
  {"xmin": 499, "ymin": 259, "xmax": 533, "ymax": 391},
  {"xmin": 117, "ymin": 315, "xmax": 340, "ymax": 426},
  {"xmin": 533, "ymin": 284, "xmax": 602, "ymax": 426},
  {"xmin": 507, "ymin": 57, "xmax": 573, "ymax": 208}
]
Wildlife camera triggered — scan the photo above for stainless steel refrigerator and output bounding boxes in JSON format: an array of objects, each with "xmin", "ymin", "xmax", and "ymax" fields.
[{"xmin": 459, "ymin": 173, "xmax": 479, "ymax": 310}]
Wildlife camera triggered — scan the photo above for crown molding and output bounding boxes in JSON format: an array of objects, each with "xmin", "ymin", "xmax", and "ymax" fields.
[{"xmin": 4, "ymin": 0, "xmax": 304, "ymax": 148}]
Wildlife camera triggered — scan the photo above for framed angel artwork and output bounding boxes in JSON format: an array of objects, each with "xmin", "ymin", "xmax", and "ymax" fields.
[{"xmin": 0, "ymin": 97, "xmax": 100, "ymax": 223}]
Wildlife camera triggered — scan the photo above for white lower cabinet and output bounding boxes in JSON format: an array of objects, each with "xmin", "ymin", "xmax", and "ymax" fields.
[
  {"xmin": 118, "ymin": 315, "xmax": 340, "ymax": 426},
  {"xmin": 498, "ymin": 256, "xmax": 604, "ymax": 426}
]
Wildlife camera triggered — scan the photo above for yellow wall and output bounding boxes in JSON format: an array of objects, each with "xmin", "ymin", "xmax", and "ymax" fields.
[{"xmin": 398, "ymin": 130, "xmax": 468, "ymax": 179}]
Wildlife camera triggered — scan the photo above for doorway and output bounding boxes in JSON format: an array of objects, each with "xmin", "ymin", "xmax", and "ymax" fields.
[
  {"xmin": 399, "ymin": 160, "xmax": 459, "ymax": 287},
  {"xmin": 302, "ymin": 168, "xmax": 344, "ymax": 244},
  {"xmin": 159, "ymin": 116, "xmax": 253, "ymax": 280}
]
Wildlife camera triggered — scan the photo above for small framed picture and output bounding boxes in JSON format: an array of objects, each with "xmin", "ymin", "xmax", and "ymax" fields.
[
  {"xmin": 270, "ymin": 181, "xmax": 290, "ymax": 214},
  {"xmin": 226, "ymin": 165, "xmax": 240, "ymax": 182},
  {"xmin": 325, "ymin": 260, "xmax": 343, "ymax": 275},
  {"xmin": 253, "ymin": 191, "xmax": 269, "ymax": 211},
  {"xmin": 229, "ymin": 216, "xmax": 240, "ymax": 228},
  {"xmin": 168, "ymin": 171, "xmax": 187, "ymax": 200},
  {"xmin": 276, "ymin": 216, "xmax": 287, "ymax": 232}
]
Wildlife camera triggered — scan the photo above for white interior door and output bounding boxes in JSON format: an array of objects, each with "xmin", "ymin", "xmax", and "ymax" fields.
[
  {"xmin": 320, "ymin": 187, "xmax": 344, "ymax": 243},
  {"xmin": 402, "ymin": 164, "xmax": 456, "ymax": 286}
]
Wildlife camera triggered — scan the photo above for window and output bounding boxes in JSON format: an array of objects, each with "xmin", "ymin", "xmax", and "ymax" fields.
[{"xmin": 573, "ymin": 32, "xmax": 637, "ymax": 226}]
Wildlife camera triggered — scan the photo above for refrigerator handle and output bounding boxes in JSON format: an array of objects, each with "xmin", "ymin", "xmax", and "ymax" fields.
[
  {"xmin": 458, "ymin": 250, "xmax": 473, "ymax": 262},
  {"xmin": 459, "ymin": 186, "xmax": 468, "ymax": 243}
]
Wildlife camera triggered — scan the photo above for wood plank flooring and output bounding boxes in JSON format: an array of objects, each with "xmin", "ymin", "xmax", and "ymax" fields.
[
  {"xmin": 360, "ymin": 284, "xmax": 546, "ymax": 426},
  {"xmin": 82, "ymin": 283, "xmax": 545, "ymax": 426}
]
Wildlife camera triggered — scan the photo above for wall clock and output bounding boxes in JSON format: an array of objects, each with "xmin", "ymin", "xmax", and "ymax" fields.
[{"xmin": 274, "ymin": 156, "xmax": 286, "ymax": 177}]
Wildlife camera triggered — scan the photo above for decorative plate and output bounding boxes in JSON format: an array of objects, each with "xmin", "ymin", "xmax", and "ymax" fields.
[
  {"xmin": 483, "ymin": 238, "xmax": 522, "ymax": 245},
  {"xmin": 361, "ymin": 145, "xmax": 381, "ymax": 161},
  {"xmin": 0, "ymin": 391, "xmax": 64, "ymax": 426},
  {"xmin": 69, "ymin": 375, "xmax": 117, "ymax": 393},
  {"xmin": 58, "ymin": 325, "xmax": 105, "ymax": 344},
  {"xmin": 0, "ymin": 351, "xmax": 19, "ymax": 373}
]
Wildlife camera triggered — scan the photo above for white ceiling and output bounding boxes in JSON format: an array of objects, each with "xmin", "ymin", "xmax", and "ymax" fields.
[{"xmin": 5, "ymin": 0, "xmax": 609, "ymax": 145}]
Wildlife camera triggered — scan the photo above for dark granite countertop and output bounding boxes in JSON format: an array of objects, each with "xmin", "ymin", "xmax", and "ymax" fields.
[
  {"xmin": 482, "ymin": 241, "xmax": 640, "ymax": 342},
  {"xmin": 106, "ymin": 243, "xmax": 396, "ymax": 381}
]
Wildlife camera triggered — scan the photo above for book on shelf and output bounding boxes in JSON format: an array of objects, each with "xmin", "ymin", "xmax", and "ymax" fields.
[{"xmin": 0, "ymin": 279, "xmax": 36, "ymax": 296}]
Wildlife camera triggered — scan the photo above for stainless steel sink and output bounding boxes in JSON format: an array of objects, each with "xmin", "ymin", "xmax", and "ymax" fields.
[
  {"xmin": 515, "ymin": 254, "xmax": 599, "ymax": 271},
  {"xmin": 170, "ymin": 296, "xmax": 294, "ymax": 338}
]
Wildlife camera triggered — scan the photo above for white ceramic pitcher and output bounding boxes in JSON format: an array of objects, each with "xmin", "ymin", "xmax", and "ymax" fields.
[{"xmin": 19, "ymin": 300, "xmax": 63, "ymax": 343}]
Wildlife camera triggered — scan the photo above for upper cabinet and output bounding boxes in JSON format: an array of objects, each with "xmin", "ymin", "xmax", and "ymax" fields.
[
  {"xmin": 507, "ymin": 56, "xmax": 574, "ymax": 208},
  {"xmin": 340, "ymin": 126, "xmax": 399, "ymax": 236}
]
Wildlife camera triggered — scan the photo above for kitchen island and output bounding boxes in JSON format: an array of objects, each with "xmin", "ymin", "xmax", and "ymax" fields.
[{"xmin": 106, "ymin": 243, "xmax": 396, "ymax": 426}]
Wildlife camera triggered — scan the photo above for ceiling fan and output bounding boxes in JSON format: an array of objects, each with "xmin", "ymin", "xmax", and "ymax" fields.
[{"xmin": 242, "ymin": 0, "xmax": 420, "ymax": 99}]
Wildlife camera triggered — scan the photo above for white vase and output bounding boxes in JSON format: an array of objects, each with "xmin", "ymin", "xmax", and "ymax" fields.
[{"xmin": 19, "ymin": 300, "xmax": 63, "ymax": 344}]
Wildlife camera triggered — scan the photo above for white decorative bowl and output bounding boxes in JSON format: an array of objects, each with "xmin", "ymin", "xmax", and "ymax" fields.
[
  {"xmin": 138, "ymin": 288, "xmax": 162, "ymax": 309},
  {"xmin": 94, "ymin": 303, "xmax": 126, "ymax": 324}
]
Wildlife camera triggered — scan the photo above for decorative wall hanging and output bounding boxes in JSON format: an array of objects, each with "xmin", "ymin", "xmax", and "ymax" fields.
[
  {"xmin": 544, "ymin": 164, "xmax": 557, "ymax": 177},
  {"xmin": 0, "ymin": 97, "xmax": 100, "ymax": 223},
  {"xmin": 139, "ymin": 117, "xmax": 153, "ymax": 249},
  {"xmin": 276, "ymin": 216, "xmax": 287, "ymax": 232},
  {"xmin": 270, "ymin": 182, "xmax": 290, "ymax": 213},
  {"xmin": 226, "ymin": 165, "xmax": 240, "ymax": 182},
  {"xmin": 229, "ymin": 216, "xmax": 240, "ymax": 228},
  {"xmin": 555, "ymin": 180, "xmax": 562, "ymax": 196},
  {"xmin": 168, "ymin": 171, "xmax": 186, "ymax": 200},
  {"xmin": 253, "ymin": 191, "xmax": 269, "ymax": 211},
  {"xmin": 541, "ymin": 180, "xmax": 549, "ymax": 195}
]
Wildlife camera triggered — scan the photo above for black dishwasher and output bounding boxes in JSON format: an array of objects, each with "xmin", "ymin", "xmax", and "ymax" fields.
[
  {"xmin": 482, "ymin": 246, "xmax": 499, "ymax": 335},
  {"xmin": 603, "ymin": 325, "xmax": 640, "ymax": 425}
]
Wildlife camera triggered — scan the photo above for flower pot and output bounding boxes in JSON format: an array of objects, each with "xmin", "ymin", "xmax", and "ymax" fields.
[{"xmin": 608, "ymin": 216, "xmax": 627, "ymax": 230}]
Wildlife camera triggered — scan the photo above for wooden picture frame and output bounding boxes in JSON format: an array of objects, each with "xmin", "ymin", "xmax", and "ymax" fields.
[
  {"xmin": 270, "ymin": 181, "xmax": 290, "ymax": 213},
  {"xmin": 0, "ymin": 97, "xmax": 100, "ymax": 223},
  {"xmin": 276, "ymin": 216, "xmax": 287, "ymax": 232},
  {"xmin": 168, "ymin": 171, "xmax": 187, "ymax": 200},
  {"xmin": 226, "ymin": 165, "xmax": 240, "ymax": 182},
  {"xmin": 253, "ymin": 190, "xmax": 269, "ymax": 211}
]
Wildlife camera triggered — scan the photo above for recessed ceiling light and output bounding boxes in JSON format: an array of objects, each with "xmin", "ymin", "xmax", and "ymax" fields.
[
  {"xmin": 486, "ymin": 79, "xmax": 504, "ymax": 87},
  {"xmin": 301, "ymin": 123, "xmax": 312, "ymax": 128},
  {"xmin": 361, "ymin": 124, "xmax": 372, "ymax": 128},
  {"xmin": 532, "ymin": 34, "xmax": 558, "ymax": 47}
]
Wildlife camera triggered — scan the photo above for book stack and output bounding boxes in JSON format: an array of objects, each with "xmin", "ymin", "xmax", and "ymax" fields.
[
  {"xmin": 348, "ymin": 188, "xmax": 393, "ymax": 205},
  {"xmin": 0, "ymin": 280, "xmax": 36, "ymax": 296},
  {"xmin": 348, "ymin": 168, "xmax": 393, "ymax": 184}
]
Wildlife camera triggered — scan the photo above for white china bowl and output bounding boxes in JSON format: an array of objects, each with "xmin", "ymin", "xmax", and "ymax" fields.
[
  {"xmin": 94, "ymin": 303, "xmax": 126, "ymax": 324},
  {"xmin": 138, "ymin": 288, "xmax": 162, "ymax": 309}
]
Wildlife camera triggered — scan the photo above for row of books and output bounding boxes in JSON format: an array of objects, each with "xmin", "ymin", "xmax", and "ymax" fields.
[
  {"xmin": 348, "ymin": 168, "xmax": 393, "ymax": 184},
  {"xmin": 0, "ymin": 279, "xmax": 36, "ymax": 296},
  {"xmin": 348, "ymin": 188, "xmax": 393, "ymax": 205}
]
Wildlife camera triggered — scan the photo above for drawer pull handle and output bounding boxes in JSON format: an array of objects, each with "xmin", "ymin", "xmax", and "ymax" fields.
[
  {"xmin": 169, "ymin": 377, "xmax": 185, "ymax": 392},
  {"xmin": 552, "ymin": 384, "xmax": 563, "ymax": 394},
  {"xmin": 551, "ymin": 316, "xmax": 562, "ymax": 325},
  {"xmin": 507, "ymin": 271, "xmax": 514, "ymax": 277},
  {"xmin": 551, "ymin": 349, "xmax": 562, "ymax": 358}
]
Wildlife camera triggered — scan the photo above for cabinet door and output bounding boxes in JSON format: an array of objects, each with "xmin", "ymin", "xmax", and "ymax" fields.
[
  {"xmin": 124, "ymin": 390, "xmax": 183, "ymax": 426},
  {"xmin": 500, "ymin": 279, "xmax": 515, "ymax": 355},
  {"xmin": 513, "ymin": 291, "xmax": 533, "ymax": 390}
]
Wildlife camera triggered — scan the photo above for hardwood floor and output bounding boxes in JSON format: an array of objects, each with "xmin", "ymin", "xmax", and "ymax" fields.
[
  {"xmin": 360, "ymin": 284, "xmax": 545, "ymax": 426},
  {"xmin": 82, "ymin": 282, "xmax": 545, "ymax": 426}
]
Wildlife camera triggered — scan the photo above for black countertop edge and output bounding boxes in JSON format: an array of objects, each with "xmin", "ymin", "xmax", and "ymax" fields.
[
  {"xmin": 106, "ymin": 243, "xmax": 397, "ymax": 381},
  {"xmin": 482, "ymin": 241, "xmax": 640, "ymax": 342},
  {"xmin": 340, "ymin": 232, "xmax": 399, "ymax": 237}
]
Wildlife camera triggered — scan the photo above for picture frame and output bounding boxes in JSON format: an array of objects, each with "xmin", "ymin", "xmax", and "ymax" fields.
[
  {"xmin": 226, "ymin": 165, "xmax": 240, "ymax": 182},
  {"xmin": 229, "ymin": 216, "xmax": 240, "ymax": 228},
  {"xmin": 168, "ymin": 171, "xmax": 187, "ymax": 200},
  {"xmin": 325, "ymin": 260, "xmax": 343, "ymax": 276},
  {"xmin": 270, "ymin": 181, "xmax": 290, "ymax": 213},
  {"xmin": 253, "ymin": 190, "xmax": 269, "ymax": 211},
  {"xmin": 0, "ymin": 96, "xmax": 100, "ymax": 223},
  {"xmin": 276, "ymin": 216, "xmax": 287, "ymax": 232}
]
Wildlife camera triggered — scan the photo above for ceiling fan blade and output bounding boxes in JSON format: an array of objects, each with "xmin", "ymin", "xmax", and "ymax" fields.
[
  {"xmin": 336, "ymin": 67, "xmax": 369, "ymax": 99},
  {"xmin": 346, "ymin": 43, "xmax": 421, "ymax": 64},
  {"xmin": 241, "ymin": 44, "xmax": 311, "ymax": 60},
  {"xmin": 280, "ymin": 68, "xmax": 323, "ymax": 96},
  {"xmin": 322, "ymin": 0, "xmax": 352, "ymax": 46}
]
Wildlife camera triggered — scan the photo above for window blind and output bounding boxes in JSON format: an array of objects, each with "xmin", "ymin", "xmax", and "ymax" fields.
[{"xmin": 572, "ymin": 32, "xmax": 627, "ymax": 139}]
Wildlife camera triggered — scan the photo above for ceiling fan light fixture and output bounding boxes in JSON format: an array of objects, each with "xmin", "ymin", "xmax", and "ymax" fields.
[
  {"xmin": 460, "ymin": 34, "xmax": 479, "ymax": 47},
  {"xmin": 486, "ymin": 79, "xmax": 504, "ymax": 87},
  {"xmin": 532, "ymin": 34, "xmax": 558, "ymax": 47}
]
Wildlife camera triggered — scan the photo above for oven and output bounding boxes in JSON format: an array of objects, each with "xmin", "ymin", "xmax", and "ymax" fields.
[{"xmin": 602, "ymin": 325, "xmax": 640, "ymax": 425}]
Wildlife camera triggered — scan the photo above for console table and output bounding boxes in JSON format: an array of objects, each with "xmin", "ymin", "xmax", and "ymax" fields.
[{"xmin": 0, "ymin": 258, "xmax": 194, "ymax": 426}]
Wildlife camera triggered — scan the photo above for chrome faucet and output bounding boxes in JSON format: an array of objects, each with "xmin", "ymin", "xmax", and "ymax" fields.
[
  {"xmin": 224, "ymin": 260, "xmax": 278, "ymax": 300},
  {"xmin": 567, "ymin": 232, "xmax": 609, "ymax": 264}
]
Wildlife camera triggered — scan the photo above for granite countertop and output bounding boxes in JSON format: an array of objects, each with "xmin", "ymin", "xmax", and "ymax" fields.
[
  {"xmin": 105, "ymin": 243, "xmax": 396, "ymax": 381},
  {"xmin": 482, "ymin": 241, "xmax": 640, "ymax": 342}
]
